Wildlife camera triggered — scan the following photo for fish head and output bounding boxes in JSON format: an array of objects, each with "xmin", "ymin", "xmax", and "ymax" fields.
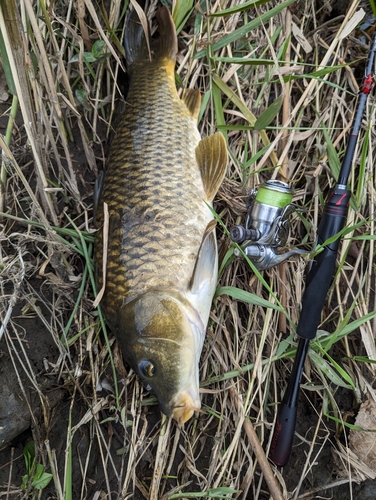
[{"xmin": 118, "ymin": 291, "xmax": 205, "ymax": 424}]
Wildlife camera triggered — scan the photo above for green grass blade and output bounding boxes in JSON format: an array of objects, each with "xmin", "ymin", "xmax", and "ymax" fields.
[
  {"xmin": 368, "ymin": 0, "xmax": 376, "ymax": 18},
  {"xmin": 254, "ymin": 95, "xmax": 283, "ymax": 130},
  {"xmin": 211, "ymin": 73, "xmax": 279, "ymax": 166},
  {"xmin": 352, "ymin": 356, "xmax": 376, "ymax": 364},
  {"xmin": 195, "ymin": 0, "xmax": 296, "ymax": 59},
  {"xmin": 172, "ymin": 0, "xmax": 194, "ymax": 34},
  {"xmin": 325, "ymin": 414, "xmax": 363, "ymax": 430},
  {"xmin": 210, "ymin": 0, "xmax": 273, "ymax": 16},
  {"xmin": 212, "ymin": 80, "xmax": 227, "ymax": 140},
  {"xmin": 321, "ymin": 351, "xmax": 354, "ymax": 388},
  {"xmin": 211, "ymin": 56, "xmax": 275, "ymax": 65},
  {"xmin": 212, "ymin": 73, "xmax": 256, "ymax": 126},
  {"xmin": 215, "ymin": 286, "xmax": 283, "ymax": 311},
  {"xmin": 0, "ymin": 27, "xmax": 16, "ymax": 95},
  {"xmin": 63, "ymin": 214, "xmax": 119, "ymax": 404},
  {"xmin": 308, "ymin": 350, "xmax": 353, "ymax": 389},
  {"xmin": 355, "ymin": 119, "xmax": 370, "ymax": 208},
  {"xmin": 322, "ymin": 125, "xmax": 341, "ymax": 181},
  {"xmin": 314, "ymin": 310, "xmax": 376, "ymax": 353}
]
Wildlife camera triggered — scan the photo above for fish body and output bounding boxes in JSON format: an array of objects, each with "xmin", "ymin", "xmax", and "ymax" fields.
[{"xmin": 94, "ymin": 7, "xmax": 227, "ymax": 424}]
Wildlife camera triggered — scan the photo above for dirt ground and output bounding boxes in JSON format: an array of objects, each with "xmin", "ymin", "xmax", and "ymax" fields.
[
  {"xmin": 1, "ymin": 1, "xmax": 376, "ymax": 499},
  {"xmin": 1, "ymin": 301, "xmax": 376, "ymax": 499}
]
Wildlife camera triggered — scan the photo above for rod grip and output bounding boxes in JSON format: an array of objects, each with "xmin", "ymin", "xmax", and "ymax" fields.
[
  {"xmin": 269, "ymin": 402, "xmax": 297, "ymax": 466},
  {"xmin": 296, "ymin": 247, "xmax": 337, "ymax": 339},
  {"xmin": 297, "ymin": 186, "xmax": 350, "ymax": 340}
]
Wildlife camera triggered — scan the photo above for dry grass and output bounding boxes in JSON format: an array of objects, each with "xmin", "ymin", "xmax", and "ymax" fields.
[{"xmin": 0, "ymin": 0, "xmax": 376, "ymax": 499}]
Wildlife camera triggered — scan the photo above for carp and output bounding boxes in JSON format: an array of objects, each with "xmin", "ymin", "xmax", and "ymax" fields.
[{"xmin": 94, "ymin": 6, "xmax": 227, "ymax": 424}]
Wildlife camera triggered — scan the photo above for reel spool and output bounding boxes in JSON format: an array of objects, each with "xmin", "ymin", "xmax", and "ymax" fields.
[{"xmin": 230, "ymin": 180, "xmax": 305, "ymax": 271}]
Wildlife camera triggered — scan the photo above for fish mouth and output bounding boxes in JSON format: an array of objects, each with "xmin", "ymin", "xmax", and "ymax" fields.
[{"xmin": 171, "ymin": 391, "xmax": 201, "ymax": 425}]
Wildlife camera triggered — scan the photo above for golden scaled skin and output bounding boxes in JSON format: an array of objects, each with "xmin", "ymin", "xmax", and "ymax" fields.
[{"xmin": 95, "ymin": 57, "xmax": 209, "ymax": 317}]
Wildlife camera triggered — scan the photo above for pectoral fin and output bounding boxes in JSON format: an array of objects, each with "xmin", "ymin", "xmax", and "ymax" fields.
[
  {"xmin": 195, "ymin": 132, "xmax": 227, "ymax": 202},
  {"xmin": 93, "ymin": 171, "xmax": 104, "ymax": 225},
  {"xmin": 188, "ymin": 220, "xmax": 218, "ymax": 324}
]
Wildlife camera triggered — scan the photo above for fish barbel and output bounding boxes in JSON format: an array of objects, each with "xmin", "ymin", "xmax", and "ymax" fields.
[{"xmin": 94, "ymin": 6, "xmax": 227, "ymax": 424}]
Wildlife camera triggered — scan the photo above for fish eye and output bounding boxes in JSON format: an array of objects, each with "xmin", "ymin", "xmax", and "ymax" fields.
[{"xmin": 139, "ymin": 360, "xmax": 156, "ymax": 378}]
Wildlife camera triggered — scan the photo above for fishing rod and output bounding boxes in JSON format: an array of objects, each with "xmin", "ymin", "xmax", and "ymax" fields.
[{"xmin": 269, "ymin": 31, "xmax": 376, "ymax": 467}]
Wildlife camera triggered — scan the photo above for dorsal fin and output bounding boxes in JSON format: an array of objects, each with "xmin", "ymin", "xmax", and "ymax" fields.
[
  {"xmin": 195, "ymin": 132, "xmax": 228, "ymax": 202},
  {"xmin": 182, "ymin": 89, "xmax": 201, "ymax": 120}
]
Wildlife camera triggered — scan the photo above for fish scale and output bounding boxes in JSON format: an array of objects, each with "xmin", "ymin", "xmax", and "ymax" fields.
[
  {"xmin": 94, "ymin": 6, "xmax": 227, "ymax": 423},
  {"xmin": 95, "ymin": 62, "xmax": 209, "ymax": 316}
]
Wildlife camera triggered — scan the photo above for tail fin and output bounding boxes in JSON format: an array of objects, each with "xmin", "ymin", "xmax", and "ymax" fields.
[
  {"xmin": 124, "ymin": 2, "xmax": 150, "ymax": 72},
  {"xmin": 124, "ymin": 5, "xmax": 177, "ymax": 72},
  {"xmin": 155, "ymin": 7, "xmax": 178, "ymax": 61}
]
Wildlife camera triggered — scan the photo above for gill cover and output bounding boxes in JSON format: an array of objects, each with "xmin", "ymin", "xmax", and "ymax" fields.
[{"xmin": 117, "ymin": 291, "xmax": 203, "ymax": 417}]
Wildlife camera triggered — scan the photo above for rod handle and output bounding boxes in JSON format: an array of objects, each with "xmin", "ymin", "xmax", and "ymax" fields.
[
  {"xmin": 269, "ymin": 401, "xmax": 297, "ymax": 466},
  {"xmin": 297, "ymin": 186, "xmax": 351, "ymax": 340}
]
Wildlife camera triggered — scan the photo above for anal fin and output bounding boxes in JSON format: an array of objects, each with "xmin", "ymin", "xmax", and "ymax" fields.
[{"xmin": 195, "ymin": 132, "xmax": 227, "ymax": 202}]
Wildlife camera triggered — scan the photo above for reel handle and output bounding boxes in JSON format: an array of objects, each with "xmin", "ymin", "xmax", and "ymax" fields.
[{"xmin": 230, "ymin": 225, "xmax": 261, "ymax": 244}]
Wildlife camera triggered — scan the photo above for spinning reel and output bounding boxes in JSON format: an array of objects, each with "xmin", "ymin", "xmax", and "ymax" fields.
[{"xmin": 230, "ymin": 180, "xmax": 305, "ymax": 271}]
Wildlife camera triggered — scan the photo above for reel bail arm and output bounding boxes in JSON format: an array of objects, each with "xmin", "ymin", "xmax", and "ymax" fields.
[{"xmin": 230, "ymin": 180, "xmax": 305, "ymax": 271}]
